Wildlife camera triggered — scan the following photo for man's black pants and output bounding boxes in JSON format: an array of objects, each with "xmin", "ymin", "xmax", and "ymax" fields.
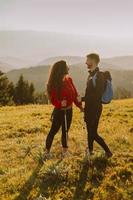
[
  {"xmin": 46, "ymin": 108, "xmax": 72, "ymax": 150},
  {"xmin": 85, "ymin": 106, "xmax": 110, "ymax": 153}
]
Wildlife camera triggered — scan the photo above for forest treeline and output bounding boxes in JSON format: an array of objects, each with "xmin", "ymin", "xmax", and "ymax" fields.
[
  {"xmin": 0, "ymin": 70, "xmax": 132, "ymax": 106},
  {"xmin": 0, "ymin": 71, "xmax": 48, "ymax": 106}
]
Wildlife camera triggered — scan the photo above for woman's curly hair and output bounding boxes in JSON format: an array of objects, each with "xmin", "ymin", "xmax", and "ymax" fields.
[{"xmin": 47, "ymin": 60, "xmax": 68, "ymax": 100}]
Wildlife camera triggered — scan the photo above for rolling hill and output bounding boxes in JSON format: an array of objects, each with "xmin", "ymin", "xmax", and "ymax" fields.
[
  {"xmin": 1, "ymin": 30, "xmax": 133, "ymax": 72},
  {"xmin": 0, "ymin": 61, "xmax": 14, "ymax": 72},
  {"xmin": 6, "ymin": 60, "xmax": 133, "ymax": 96},
  {"xmin": 1, "ymin": 54, "xmax": 133, "ymax": 73},
  {"xmin": 39, "ymin": 56, "xmax": 85, "ymax": 66},
  {"xmin": 0, "ymin": 57, "xmax": 36, "ymax": 72},
  {"xmin": 103, "ymin": 56, "xmax": 133, "ymax": 70},
  {"xmin": 40, "ymin": 55, "xmax": 133, "ymax": 71}
]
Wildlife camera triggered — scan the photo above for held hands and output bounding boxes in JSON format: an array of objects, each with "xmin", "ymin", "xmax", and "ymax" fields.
[
  {"xmin": 61, "ymin": 99, "xmax": 67, "ymax": 108},
  {"xmin": 61, "ymin": 95, "xmax": 84, "ymax": 109},
  {"xmin": 77, "ymin": 95, "xmax": 84, "ymax": 112},
  {"xmin": 77, "ymin": 95, "xmax": 82, "ymax": 103},
  {"xmin": 80, "ymin": 106, "xmax": 84, "ymax": 112}
]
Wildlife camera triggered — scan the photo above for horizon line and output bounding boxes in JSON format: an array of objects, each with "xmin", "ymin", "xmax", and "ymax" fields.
[{"xmin": 0, "ymin": 29, "xmax": 133, "ymax": 38}]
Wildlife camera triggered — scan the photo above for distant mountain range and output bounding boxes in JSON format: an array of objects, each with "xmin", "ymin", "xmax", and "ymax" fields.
[
  {"xmin": 1, "ymin": 30, "xmax": 133, "ymax": 70},
  {"xmin": 1, "ymin": 55, "xmax": 133, "ymax": 72},
  {"xmin": 0, "ymin": 61, "xmax": 14, "ymax": 72},
  {"xmin": 102, "ymin": 56, "xmax": 133, "ymax": 70},
  {"xmin": 6, "ymin": 56, "xmax": 133, "ymax": 96},
  {"xmin": 1, "ymin": 30, "xmax": 133, "ymax": 94},
  {"xmin": 39, "ymin": 56, "xmax": 85, "ymax": 66},
  {"xmin": 0, "ymin": 56, "xmax": 36, "ymax": 72}
]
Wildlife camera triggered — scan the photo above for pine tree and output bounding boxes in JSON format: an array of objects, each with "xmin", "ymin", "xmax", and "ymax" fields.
[
  {"xmin": 29, "ymin": 83, "xmax": 35, "ymax": 103},
  {"xmin": 0, "ymin": 71, "xmax": 14, "ymax": 105},
  {"xmin": 14, "ymin": 75, "xmax": 35, "ymax": 104},
  {"xmin": 14, "ymin": 75, "xmax": 25, "ymax": 104}
]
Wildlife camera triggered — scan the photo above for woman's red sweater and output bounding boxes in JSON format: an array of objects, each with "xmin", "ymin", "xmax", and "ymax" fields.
[{"xmin": 50, "ymin": 76, "xmax": 82, "ymax": 109}]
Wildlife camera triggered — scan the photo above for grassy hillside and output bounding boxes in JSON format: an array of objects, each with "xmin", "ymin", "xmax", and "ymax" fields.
[{"xmin": 0, "ymin": 99, "xmax": 133, "ymax": 200}]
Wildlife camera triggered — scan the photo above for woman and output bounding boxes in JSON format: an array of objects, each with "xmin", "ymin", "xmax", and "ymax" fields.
[{"xmin": 44, "ymin": 60, "xmax": 82, "ymax": 159}]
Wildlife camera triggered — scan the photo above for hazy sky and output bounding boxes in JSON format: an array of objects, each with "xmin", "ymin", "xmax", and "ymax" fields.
[{"xmin": 0, "ymin": 0, "xmax": 133, "ymax": 37}]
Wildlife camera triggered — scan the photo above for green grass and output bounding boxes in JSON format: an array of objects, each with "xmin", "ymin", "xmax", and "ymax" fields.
[{"xmin": 0, "ymin": 99, "xmax": 133, "ymax": 200}]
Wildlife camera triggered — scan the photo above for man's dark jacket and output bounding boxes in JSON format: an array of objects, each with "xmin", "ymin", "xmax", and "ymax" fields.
[{"xmin": 82, "ymin": 67, "xmax": 105, "ymax": 123}]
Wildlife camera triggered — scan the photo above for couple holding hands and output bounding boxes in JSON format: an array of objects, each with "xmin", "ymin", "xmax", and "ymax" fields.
[{"xmin": 44, "ymin": 53, "xmax": 113, "ymax": 160}]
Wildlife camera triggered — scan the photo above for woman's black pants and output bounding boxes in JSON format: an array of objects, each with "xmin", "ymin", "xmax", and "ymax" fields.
[{"xmin": 46, "ymin": 108, "xmax": 72, "ymax": 151}]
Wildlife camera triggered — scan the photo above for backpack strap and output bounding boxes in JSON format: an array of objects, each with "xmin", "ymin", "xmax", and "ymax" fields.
[
  {"xmin": 92, "ymin": 71, "xmax": 104, "ymax": 88},
  {"xmin": 92, "ymin": 73, "xmax": 97, "ymax": 87}
]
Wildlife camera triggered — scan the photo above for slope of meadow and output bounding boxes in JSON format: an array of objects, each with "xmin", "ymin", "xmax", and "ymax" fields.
[{"xmin": 0, "ymin": 99, "xmax": 133, "ymax": 200}]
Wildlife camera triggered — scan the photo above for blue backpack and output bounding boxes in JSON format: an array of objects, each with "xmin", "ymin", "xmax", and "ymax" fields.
[{"xmin": 92, "ymin": 71, "xmax": 113, "ymax": 104}]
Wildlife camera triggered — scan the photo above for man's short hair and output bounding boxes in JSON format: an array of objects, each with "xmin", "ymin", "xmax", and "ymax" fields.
[{"xmin": 87, "ymin": 53, "xmax": 100, "ymax": 64}]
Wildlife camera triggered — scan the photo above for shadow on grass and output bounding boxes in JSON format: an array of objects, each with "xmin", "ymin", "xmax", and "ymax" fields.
[
  {"xmin": 35, "ymin": 159, "xmax": 66, "ymax": 199},
  {"xmin": 14, "ymin": 158, "xmax": 63, "ymax": 200},
  {"xmin": 14, "ymin": 160, "xmax": 44, "ymax": 200},
  {"xmin": 72, "ymin": 156, "xmax": 108, "ymax": 200},
  {"xmin": 72, "ymin": 159, "xmax": 90, "ymax": 200},
  {"xmin": 14, "ymin": 156, "xmax": 108, "ymax": 200},
  {"xmin": 91, "ymin": 156, "xmax": 108, "ymax": 186}
]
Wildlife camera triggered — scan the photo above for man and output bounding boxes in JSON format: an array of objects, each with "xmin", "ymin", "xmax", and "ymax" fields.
[{"xmin": 83, "ymin": 53, "xmax": 112, "ymax": 158}]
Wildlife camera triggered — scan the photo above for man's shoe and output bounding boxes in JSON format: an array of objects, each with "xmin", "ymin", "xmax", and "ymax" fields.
[
  {"xmin": 85, "ymin": 148, "xmax": 93, "ymax": 161},
  {"xmin": 85, "ymin": 148, "xmax": 94, "ymax": 156}
]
